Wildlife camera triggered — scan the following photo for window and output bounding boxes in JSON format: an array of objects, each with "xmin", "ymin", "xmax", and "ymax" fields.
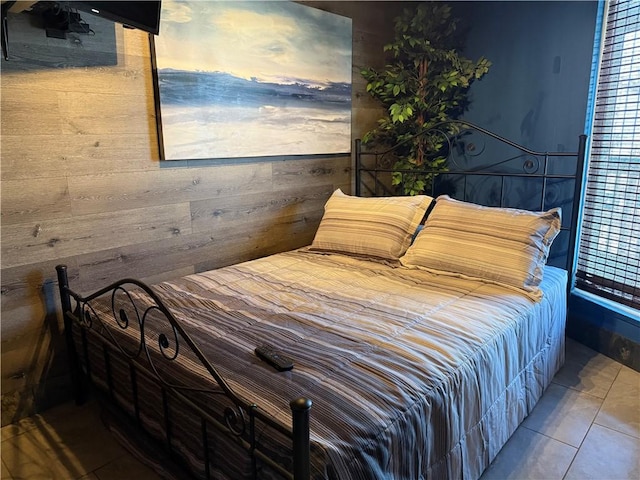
[{"xmin": 576, "ymin": 0, "xmax": 640, "ymax": 311}]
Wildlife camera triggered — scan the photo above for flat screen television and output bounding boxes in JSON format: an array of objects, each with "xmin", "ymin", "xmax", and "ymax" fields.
[{"xmin": 75, "ymin": 1, "xmax": 161, "ymax": 35}]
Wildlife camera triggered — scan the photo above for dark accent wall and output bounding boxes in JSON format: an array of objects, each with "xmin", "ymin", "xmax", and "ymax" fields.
[
  {"xmin": 456, "ymin": 1, "xmax": 639, "ymax": 371},
  {"xmin": 457, "ymin": 1, "xmax": 597, "ymax": 152},
  {"xmin": 454, "ymin": 1, "xmax": 597, "ymax": 268}
]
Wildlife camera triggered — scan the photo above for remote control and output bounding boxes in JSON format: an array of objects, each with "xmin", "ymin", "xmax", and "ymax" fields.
[{"xmin": 255, "ymin": 344, "xmax": 294, "ymax": 372}]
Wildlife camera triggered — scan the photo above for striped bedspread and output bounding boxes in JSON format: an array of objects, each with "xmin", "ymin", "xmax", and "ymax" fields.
[{"xmin": 85, "ymin": 248, "xmax": 567, "ymax": 479}]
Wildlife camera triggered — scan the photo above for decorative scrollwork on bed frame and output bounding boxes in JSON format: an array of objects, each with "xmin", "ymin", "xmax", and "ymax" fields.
[
  {"xmin": 55, "ymin": 265, "xmax": 312, "ymax": 480},
  {"xmin": 355, "ymin": 120, "xmax": 588, "ymax": 278}
]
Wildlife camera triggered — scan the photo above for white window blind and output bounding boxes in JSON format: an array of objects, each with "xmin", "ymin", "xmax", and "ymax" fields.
[{"xmin": 576, "ymin": 0, "xmax": 640, "ymax": 310}]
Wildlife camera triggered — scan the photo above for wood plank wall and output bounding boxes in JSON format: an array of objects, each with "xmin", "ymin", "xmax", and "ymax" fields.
[{"xmin": 0, "ymin": 1, "xmax": 405, "ymax": 425}]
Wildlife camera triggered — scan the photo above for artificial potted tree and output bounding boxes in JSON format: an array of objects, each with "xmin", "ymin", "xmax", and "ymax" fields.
[{"xmin": 361, "ymin": 2, "xmax": 491, "ymax": 195}]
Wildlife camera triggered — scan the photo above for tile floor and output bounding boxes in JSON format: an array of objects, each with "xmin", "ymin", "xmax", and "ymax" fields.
[
  {"xmin": 480, "ymin": 338, "xmax": 639, "ymax": 480},
  {"xmin": 1, "ymin": 338, "xmax": 638, "ymax": 480}
]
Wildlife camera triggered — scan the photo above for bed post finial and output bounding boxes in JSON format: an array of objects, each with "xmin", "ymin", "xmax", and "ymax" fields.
[
  {"xmin": 55, "ymin": 264, "xmax": 85, "ymax": 405},
  {"xmin": 566, "ymin": 133, "xmax": 589, "ymax": 289},
  {"xmin": 290, "ymin": 397, "xmax": 312, "ymax": 480},
  {"xmin": 56, "ymin": 265, "xmax": 71, "ymax": 312}
]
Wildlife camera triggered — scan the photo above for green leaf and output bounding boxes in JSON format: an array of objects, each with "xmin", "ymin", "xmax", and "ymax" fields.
[{"xmin": 358, "ymin": 0, "xmax": 491, "ymax": 187}]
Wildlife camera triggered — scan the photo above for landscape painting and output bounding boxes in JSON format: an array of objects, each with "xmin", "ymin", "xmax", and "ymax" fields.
[{"xmin": 152, "ymin": 0, "xmax": 352, "ymax": 160}]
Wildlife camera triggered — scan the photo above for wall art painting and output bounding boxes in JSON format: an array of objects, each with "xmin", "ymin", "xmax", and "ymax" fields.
[{"xmin": 152, "ymin": 0, "xmax": 352, "ymax": 160}]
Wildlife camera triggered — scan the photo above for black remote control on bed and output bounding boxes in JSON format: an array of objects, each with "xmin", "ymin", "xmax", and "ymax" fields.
[{"xmin": 255, "ymin": 344, "xmax": 294, "ymax": 372}]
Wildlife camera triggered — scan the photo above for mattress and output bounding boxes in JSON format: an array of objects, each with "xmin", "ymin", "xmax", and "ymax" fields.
[{"xmin": 81, "ymin": 247, "xmax": 567, "ymax": 479}]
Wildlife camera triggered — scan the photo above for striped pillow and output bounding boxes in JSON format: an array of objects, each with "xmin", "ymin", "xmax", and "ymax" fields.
[
  {"xmin": 400, "ymin": 195, "xmax": 562, "ymax": 298},
  {"xmin": 310, "ymin": 189, "xmax": 433, "ymax": 260}
]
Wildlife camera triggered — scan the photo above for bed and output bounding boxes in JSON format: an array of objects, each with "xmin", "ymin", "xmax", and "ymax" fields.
[{"xmin": 56, "ymin": 121, "xmax": 588, "ymax": 480}]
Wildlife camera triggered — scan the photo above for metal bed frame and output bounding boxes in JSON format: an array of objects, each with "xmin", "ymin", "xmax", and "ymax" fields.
[
  {"xmin": 55, "ymin": 267, "xmax": 312, "ymax": 480},
  {"xmin": 355, "ymin": 120, "xmax": 587, "ymax": 277},
  {"xmin": 56, "ymin": 120, "xmax": 587, "ymax": 480}
]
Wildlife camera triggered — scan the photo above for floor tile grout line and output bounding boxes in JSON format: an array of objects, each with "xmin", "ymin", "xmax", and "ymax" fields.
[
  {"xmin": 1, "ymin": 404, "xmax": 125, "ymax": 480},
  {"xmin": 602, "ymin": 363, "xmax": 624, "ymax": 398},
  {"xmin": 549, "ymin": 379, "xmax": 613, "ymax": 409},
  {"xmin": 0, "ymin": 418, "xmax": 40, "ymax": 442},
  {"xmin": 590, "ymin": 374, "xmax": 640, "ymax": 441},
  {"xmin": 85, "ymin": 452, "xmax": 136, "ymax": 480},
  {"xmin": 520, "ymin": 424, "xmax": 582, "ymax": 451},
  {"xmin": 563, "ymin": 417, "xmax": 597, "ymax": 480},
  {"xmin": 591, "ymin": 422, "xmax": 640, "ymax": 441},
  {"xmin": 1, "ymin": 456, "xmax": 16, "ymax": 480},
  {"xmin": 560, "ymin": 373, "xmax": 637, "ymax": 480},
  {"xmin": 551, "ymin": 361, "xmax": 622, "ymax": 400}
]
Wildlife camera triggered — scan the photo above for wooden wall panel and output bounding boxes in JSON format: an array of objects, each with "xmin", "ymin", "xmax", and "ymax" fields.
[
  {"xmin": 191, "ymin": 184, "xmax": 333, "ymax": 232},
  {"xmin": 57, "ymin": 90, "xmax": 153, "ymax": 136},
  {"xmin": 1, "ymin": 92, "xmax": 64, "ymax": 135},
  {"xmin": 1, "ymin": 177, "xmax": 71, "ymax": 225},
  {"xmin": 0, "ymin": 133, "xmax": 159, "ymax": 180},
  {"xmin": 2, "ymin": 203, "xmax": 193, "ymax": 268},
  {"xmin": 0, "ymin": 1, "xmax": 402, "ymax": 425},
  {"xmin": 1, "ymin": 260, "xmax": 79, "ymax": 314},
  {"xmin": 74, "ymin": 234, "xmax": 214, "ymax": 291},
  {"xmin": 68, "ymin": 163, "xmax": 273, "ymax": 215}
]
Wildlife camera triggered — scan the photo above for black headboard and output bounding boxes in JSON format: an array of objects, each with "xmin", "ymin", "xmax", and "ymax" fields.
[{"xmin": 354, "ymin": 120, "xmax": 587, "ymax": 277}]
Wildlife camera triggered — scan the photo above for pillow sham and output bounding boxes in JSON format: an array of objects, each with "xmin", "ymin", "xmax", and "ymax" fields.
[
  {"xmin": 310, "ymin": 189, "xmax": 433, "ymax": 261},
  {"xmin": 400, "ymin": 195, "xmax": 562, "ymax": 298}
]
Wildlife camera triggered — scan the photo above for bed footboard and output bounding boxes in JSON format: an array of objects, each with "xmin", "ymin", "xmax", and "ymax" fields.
[{"xmin": 55, "ymin": 264, "xmax": 311, "ymax": 480}]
